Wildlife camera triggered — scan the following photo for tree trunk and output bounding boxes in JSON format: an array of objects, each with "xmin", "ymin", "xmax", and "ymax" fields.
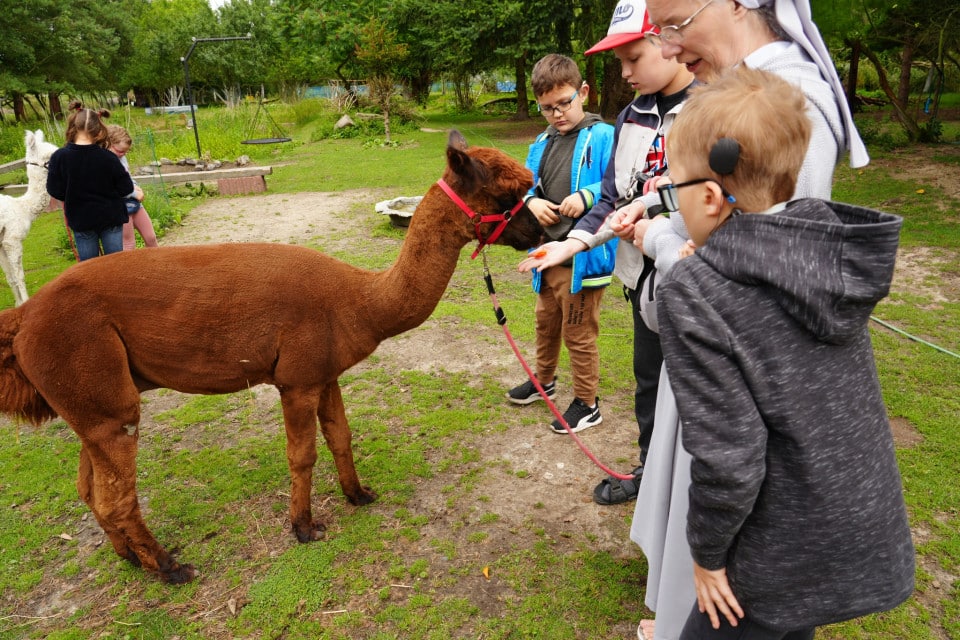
[
  {"xmin": 897, "ymin": 37, "xmax": 915, "ymax": 117},
  {"xmin": 585, "ymin": 55, "xmax": 599, "ymax": 113},
  {"xmin": 513, "ymin": 53, "xmax": 530, "ymax": 120},
  {"xmin": 600, "ymin": 58, "xmax": 633, "ymax": 121},
  {"xmin": 845, "ymin": 38, "xmax": 862, "ymax": 111},
  {"xmin": 13, "ymin": 92, "xmax": 26, "ymax": 122},
  {"xmin": 861, "ymin": 42, "xmax": 923, "ymax": 141},
  {"xmin": 48, "ymin": 92, "xmax": 63, "ymax": 120},
  {"xmin": 409, "ymin": 67, "xmax": 432, "ymax": 106}
]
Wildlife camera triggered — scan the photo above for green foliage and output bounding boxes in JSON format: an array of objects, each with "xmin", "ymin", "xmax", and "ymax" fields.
[
  {"xmin": 918, "ymin": 118, "xmax": 943, "ymax": 143},
  {"xmin": 853, "ymin": 116, "xmax": 905, "ymax": 151}
]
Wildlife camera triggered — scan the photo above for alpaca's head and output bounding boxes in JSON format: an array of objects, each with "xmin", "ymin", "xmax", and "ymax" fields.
[
  {"xmin": 25, "ymin": 130, "xmax": 58, "ymax": 177},
  {"xmin": 443, "ymin": 131, "xmax": 543, "ymax": 251}
]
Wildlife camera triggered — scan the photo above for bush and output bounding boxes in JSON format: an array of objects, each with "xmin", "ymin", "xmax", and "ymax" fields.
[
  {"xmin": 918, "ymin": 118, "xmax": 943, "ymax": 143},
  {"xmin": 854, "ymin": 116, "xmax": 902, "ymax": 151}
]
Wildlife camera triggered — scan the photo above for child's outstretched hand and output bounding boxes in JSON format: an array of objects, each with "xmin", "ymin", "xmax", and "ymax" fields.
[
  {"xmin": 518, "ymin": 238, "xmax": 587, "ymax": 273},
  {"xmin": 632, "ymin": 218, "xmax": 654, "ymax": 253},
  {"xmin": 642, "ymin": 174, "xmax": 670, "ymax": 195},
  {"xmin": 692, "ymin": 562, "xmax": 744, "ymax": 630},
  {"xmin": 609, "ymin": 200, "xmax": 646, "ymax": 240},
  {"xmin": 526, "ymin": 198, "xmax": 561, "ymax": 226},
  {"xmin": 678, "ymin": 239, "xmax": 696, "ymax": 259}
]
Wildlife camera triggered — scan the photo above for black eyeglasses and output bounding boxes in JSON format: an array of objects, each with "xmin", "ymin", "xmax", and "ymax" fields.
[
  {"xmin": 645, "ymin": 0, "xmax": 713, "ymax": 47},
  {"xmin": 537, "ymin": 90, "xmax": 579, "ymax": 117},
  {"xmin": 657, "ymin": 178, "xmax": 736, "ymax": 212}
]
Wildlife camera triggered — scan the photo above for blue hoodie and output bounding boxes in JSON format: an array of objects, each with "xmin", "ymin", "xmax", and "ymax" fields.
[{"xmin": 524, "ymin": 116, "xmax": 617, "ymax": 293}]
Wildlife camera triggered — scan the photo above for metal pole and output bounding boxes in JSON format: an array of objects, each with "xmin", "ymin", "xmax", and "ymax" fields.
[{"xmin": 180, "ymin": 34, "xmax": 253, "ymax": 160}]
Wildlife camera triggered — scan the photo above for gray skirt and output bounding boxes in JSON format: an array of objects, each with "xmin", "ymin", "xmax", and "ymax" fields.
[{"xmin": 630, "ymin": 364, "xmax": 696, "ymax": 640}]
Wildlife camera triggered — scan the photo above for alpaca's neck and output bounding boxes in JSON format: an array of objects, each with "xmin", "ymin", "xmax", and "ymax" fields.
[
  {"xmin": 20, "ymin": 167, "xmax": 51, "ymax": 220},
  {"xmin": 368, "ymin": 186, "xmax": 473, "ymax": 339}
]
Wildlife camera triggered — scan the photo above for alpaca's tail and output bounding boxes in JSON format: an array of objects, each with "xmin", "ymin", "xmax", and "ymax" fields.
[{"xmin": 0, "ymin": 308, "xmax": 57, "ymax": 425}]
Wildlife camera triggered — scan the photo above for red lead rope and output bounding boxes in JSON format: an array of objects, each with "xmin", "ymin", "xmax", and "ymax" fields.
[{"xmin": 481, "ymin": 253, "xmax": 634, "ymax": 482}]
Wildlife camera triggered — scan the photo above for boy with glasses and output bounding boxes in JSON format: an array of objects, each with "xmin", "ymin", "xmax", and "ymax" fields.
[
  {"xmin": 641, "ymin": 66, "xmax": 914, "ymax": 640},
  {"xmin": 506, "ymin": 54, "xmax": 616, "ymax": 435}
]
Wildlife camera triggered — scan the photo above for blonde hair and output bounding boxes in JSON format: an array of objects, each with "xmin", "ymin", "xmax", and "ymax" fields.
[
  {"xmin": 667, "ymin": 66, "xmax": 810, "ymax": 212},
  {"xmin": 65, "ymin": 100, "xmax": 111, "ymax": 147},
  {"xmin": 106, "ymin": 124, "xmax": 133, "ymax": 147}
]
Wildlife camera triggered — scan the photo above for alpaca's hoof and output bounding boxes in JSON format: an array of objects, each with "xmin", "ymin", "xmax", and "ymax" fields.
[
  {"xmin": 293, "ymin": 520, "xmax": 327, "ymax": 543},
  {"xmin": 160, "ymin": 563, "xmax": 197, "ymax": 584},
  {"xmin": 347, "ymin": 486, "xmax": 378, "ymax": 507}
]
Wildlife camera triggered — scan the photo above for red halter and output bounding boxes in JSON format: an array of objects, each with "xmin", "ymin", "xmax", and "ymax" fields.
[{"xmin": 437, "ymin": 179, "xmax": 526, "ymax": 259}]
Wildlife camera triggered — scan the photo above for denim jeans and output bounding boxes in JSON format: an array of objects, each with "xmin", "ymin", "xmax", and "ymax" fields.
[{"xmin": 74, "ymin": 225, "xmax": 124, "ymax": 261}]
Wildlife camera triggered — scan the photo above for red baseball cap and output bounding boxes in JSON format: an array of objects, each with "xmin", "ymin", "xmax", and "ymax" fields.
[{"xmin": 585, "ymin": 0, "xmax": 660, "ymax": 56}]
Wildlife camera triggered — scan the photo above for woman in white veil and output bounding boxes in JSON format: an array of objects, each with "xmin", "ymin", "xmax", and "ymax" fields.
[{"xmin": 629, "ymin": 1, "xmax": 869, "ymax": 639}]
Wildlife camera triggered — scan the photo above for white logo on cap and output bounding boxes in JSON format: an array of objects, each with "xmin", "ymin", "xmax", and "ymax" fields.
[{"xmin": 611, "ymin": 3, "xmax": 635, "ymax": 25}]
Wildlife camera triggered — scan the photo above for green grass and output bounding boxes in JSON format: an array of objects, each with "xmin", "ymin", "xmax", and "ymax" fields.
[{"xmin": 0, "ymin": 97, "xmax": 958, "ymax": 638}]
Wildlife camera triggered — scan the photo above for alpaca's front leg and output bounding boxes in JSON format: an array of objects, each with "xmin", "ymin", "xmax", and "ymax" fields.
[
  {"xmin": 317, "ymin": 381, "xmax": 377, "ymax": 506},
  {"xmin": 280, "ymin": 386, "xmax": 325, "ymax": 542},
  {"xmin": 0, "ymin": 244, "xmax": 28, "ymax": 306}
]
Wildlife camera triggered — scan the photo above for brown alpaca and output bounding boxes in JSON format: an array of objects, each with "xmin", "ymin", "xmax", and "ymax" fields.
[{"xmin": 0, "ymin": 131, "xmax": 541, "ymax": 584}]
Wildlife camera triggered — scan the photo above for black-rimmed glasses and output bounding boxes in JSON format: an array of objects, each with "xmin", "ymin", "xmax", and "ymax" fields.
[
  {"xmin": 537, "ymin": 90, "xmax": 579, "ymax": 117},
  {"xmin": 645, "ymin": 0, "xmax": 713, "ymax": 47},
  {"xmin": 657, "ymin": 178, "xmax": 736, "ymax": 212}
]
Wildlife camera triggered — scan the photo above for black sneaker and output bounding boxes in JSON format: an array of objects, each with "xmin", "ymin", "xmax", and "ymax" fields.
[
  {"xmin": 506, "ymin": 378, "xmax": 556, "ymax": 405},
  {"xmin": 550, "ymin": 397, "xmax": 602, "ymax": 433}
]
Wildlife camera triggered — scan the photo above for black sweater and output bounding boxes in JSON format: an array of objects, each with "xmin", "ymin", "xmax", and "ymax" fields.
[{"xmin": 47, "ymin": 142, "xmax": 133, "ymax": 232}]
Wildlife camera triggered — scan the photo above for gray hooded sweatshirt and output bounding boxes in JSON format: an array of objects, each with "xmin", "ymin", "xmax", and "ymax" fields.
[{"xmin": 658, "ymin": 198, "xmax": 914, "ymax": 630}]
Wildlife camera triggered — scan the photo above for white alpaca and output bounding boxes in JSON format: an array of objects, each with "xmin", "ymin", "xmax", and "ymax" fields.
[{"xmin": 0, "ymin": 130, "xmax": 58, "ymax": 306}]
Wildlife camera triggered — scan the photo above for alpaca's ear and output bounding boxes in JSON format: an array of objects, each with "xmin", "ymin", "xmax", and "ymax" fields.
[
  {"xmin": 34, "ymin": 129, "xmax": 45, "ymax": 144},
  {"xmin": 446, "ymin": 131, "xmax": 475, "ymax": 185},
  {"xmin": 24, "ymin": 130, "xmax": 36, "ymax": 154},
  {"xmin": 447, "ymin": 130, "xmax": 468, "ymax": 152}
]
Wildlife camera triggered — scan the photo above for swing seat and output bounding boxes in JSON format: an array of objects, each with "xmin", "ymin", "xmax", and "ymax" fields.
[
  {"xmin": 241, "ymin": 137, "xmax": 292, "ymax": 145},
  {"xmin": 242, "ymin": 96, "xmax": 291, "ymax": 145}
]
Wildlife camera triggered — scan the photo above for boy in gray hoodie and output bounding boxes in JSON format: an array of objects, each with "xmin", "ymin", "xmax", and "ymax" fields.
[{"xmin": 656, "ymin": 66, "xmax": 914, "ymax": 639}]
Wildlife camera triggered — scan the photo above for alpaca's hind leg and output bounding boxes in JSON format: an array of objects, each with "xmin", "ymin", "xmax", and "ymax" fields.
[
  {"xmin": 279, "ymin": 386, "xmax": 325, "ymax": 542},
  {"xmin": 73, "ymin": 421, "xmax": 196, "ymax": 583},
  {"xmin": 316, "ymin": 382, "xmax": 377, "ymax": 507},
  {"xmin": 77, "ymin": 444, "xmax": 141, "ymax": 566},
  {"xmin": 19, "ymin": 313, "xmax": 194, "ymax": 583}
]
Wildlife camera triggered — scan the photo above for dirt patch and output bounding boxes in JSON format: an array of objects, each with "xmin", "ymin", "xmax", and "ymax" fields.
[
  {"xmin": 892, "ymin": 246, "xmax": 960, "ymax": 305},
  {"xmin": 869, "ymin": 144, "xmax": 960, "ymax": 203},
  {"xmin": 889, "ymin": 416, "xmax": 924, "ymax": 449}
]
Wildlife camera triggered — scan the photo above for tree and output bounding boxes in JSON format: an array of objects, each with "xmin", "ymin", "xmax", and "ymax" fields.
[
  {"xmin": 0, "ymin": 0, "xmax": 133, "ymax": 120},
  {"xmin": 119, "ymin": 0, "xmax": 216, "ymax": 106},
  {"xmin": 354, "ymin": 18, "xmax": 408, "ymax": 142},
  {"xmin": 814, "ymin": 0, "xmax": 959, "ymax": 141}
]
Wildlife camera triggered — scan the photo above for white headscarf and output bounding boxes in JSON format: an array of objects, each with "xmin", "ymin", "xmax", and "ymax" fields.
[{"xmin": 738, "ymin": 0, "xmax": 869, "ymax": 167}]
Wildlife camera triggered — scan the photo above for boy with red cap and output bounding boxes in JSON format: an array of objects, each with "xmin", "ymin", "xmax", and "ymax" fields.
[{"xmin": 520, "ymin": 0, "xmax": 694, "ymax": 505}]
